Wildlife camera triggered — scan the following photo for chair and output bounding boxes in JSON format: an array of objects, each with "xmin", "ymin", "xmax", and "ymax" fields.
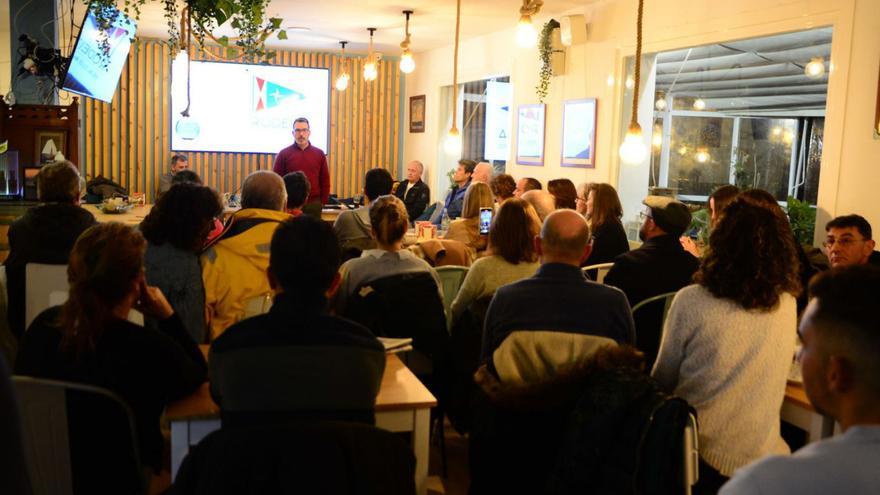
[
  {"xmin": 631, "ymin": 291, "xmax": 678, "ymax": 367},
  {"xmin": 684, "ymin": 412, "xmax": 700, "ymax": 494},
  {"xmin": 631, "ymin": 291, "xmax": 678, "ymax": 317},
  {"xmin": 492, "ymin": 331, "xmax": 617, "ymax": 385},
  {"xmin": 435, "ymin": 265, "xmax": 468, "ymax": 322},
  {"xmin": 581, "ymin": 262, "xmax": 614, "ymax": 284},
  {"xmin": 0, "ymin": 354, "xmax": 31, "ymax": 495},
  {"xmin": 13, "ymin": 376, "xmax": 144, "ymax": 495}
]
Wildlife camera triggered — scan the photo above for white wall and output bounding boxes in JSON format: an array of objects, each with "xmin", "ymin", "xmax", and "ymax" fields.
[{"xmin": 404, "ymin": 0, "xmax": 880, "ymax": 245}]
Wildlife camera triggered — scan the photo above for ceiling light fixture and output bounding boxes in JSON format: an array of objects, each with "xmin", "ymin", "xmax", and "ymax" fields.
[
  {"xmin": 516, "ymin": 0, "xmax": 543, "ymax": 48},
  {"xmin": 618, "ymin": 0, "xmax": 648, "ymax": 165},
  {"xmin": 399, "ymin": 10, "xmax": 416, "ymax": 74},
  {"xmin": 693, "ymin": 98, "xmax": 706, "ymax": 111},
  {"xmin": 445, "ymin": 0, "xmax": 463, "ymax": 155},
  {"xmin": 335, "ymin": 41, "xmax": 350, "ymax": 91},
  {"xmin": 364, "ymin": 28, "xmax": 378, "ymax": 82},
  {"xmin": 655, "ymin": 92, "xmax": 667, "ymax": 111},
  {"xmin": 804, "ymin": 56, "xmax": 825, "ymax": 79}
]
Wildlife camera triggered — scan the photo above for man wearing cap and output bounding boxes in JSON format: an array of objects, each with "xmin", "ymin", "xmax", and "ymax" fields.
[{"xmin": 604, "ymin": 196, "xmax": 699, "ymax": 367}]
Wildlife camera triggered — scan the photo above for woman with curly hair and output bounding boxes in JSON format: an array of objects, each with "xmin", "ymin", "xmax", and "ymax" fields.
[
  {"xmin": 547, "ymin": 178, "xmax": 578, "ymax": 210},
  {"xmin": 652, "ymin": 195, "xmax": 801, "ymax": 494},
  {"xmin": 490, "ymin": 173, "xmax": 517, "ymax": 203}
]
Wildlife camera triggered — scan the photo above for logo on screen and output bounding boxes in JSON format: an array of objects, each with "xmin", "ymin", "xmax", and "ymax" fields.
[{"xmin": 253, "ymin": 77, "xmax": 305, "ymax": 111}]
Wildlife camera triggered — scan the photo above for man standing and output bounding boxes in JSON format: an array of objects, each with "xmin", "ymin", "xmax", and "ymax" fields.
[
  {"xmin": 604, "ymin": 196, "xmax": 699, "ymax": 366},
  {"xmin": 156, "ymin": 154, "xmax": 189, "ymax": 198},
  {"xmin": 437, "ymin": 159, "xmax": 475, "ymax": 223},
  {"xmin": 394, "ymin": 160, "xmax": 430, "ymax": 221},
  {"xmin": 720, "ymin": 266, "xmax": 880, "ymax": 494},
  {"xmin": 823, "ymin": 214, "xmax": 880, "ymax": 268},
  {"xmin": 272, "ymin": 117, "xmax": 330, "ymax": 217}
]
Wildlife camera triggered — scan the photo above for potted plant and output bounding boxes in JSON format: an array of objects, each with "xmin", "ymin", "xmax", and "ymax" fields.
[{"xmin": 536, "ymin": 19, "xmax": 560, "ymax": 103}]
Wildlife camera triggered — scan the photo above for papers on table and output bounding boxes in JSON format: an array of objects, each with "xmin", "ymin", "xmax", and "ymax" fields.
[{"xmin": 378, "ymin": 337, "xmax": 413, "ymax": 354}]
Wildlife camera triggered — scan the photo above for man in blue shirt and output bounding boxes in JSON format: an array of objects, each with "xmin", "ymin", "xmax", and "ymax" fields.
[{"xmin": 438, "ymin": 159, "xmax": 475, "ymax": 222}]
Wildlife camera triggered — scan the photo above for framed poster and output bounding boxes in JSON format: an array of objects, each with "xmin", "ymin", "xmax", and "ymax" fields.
[
  {"xmin": 409, "ymin": 95, "xmax": 425, "ymax": 133},
  {"xmin": 34, "ymin": 129, "xmax": 67, "ymax": 164},
  {"xmin": 561, "ymin": 98, "xmax": 598, "ymax": 168},
  {"xmin": 874, "ymin": 64, "xmax": 880, "ymax": 138},
  {"xmin": 516, "ymin": 103, "xmax": 545, "ymax": 166}
]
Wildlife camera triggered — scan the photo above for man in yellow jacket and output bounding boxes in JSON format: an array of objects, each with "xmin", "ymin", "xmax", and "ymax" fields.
[{"xmin": 202, "ymin": 170, "xmax": 291, "ymax": 339}]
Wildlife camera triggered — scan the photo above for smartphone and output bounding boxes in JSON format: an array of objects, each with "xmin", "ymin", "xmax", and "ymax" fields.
[{"xmin": 479, "ymin": 207, "xmax": 493, "ymax": 235}]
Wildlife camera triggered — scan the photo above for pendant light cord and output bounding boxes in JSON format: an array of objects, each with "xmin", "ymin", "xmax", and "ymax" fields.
[
  {"xmin": 451, "ymin": 0, "xmax": 461, "ymax": 131},
  {"xmin": 629, "ymin": 0, "xmax": 643, "ymax": 126}
]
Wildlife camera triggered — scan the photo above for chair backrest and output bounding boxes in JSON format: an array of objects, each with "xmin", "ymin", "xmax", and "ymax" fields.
[
  {"xmin": 492, "ymin": 331, "xmax": 617, "ymax": 385},
  {"xmin": 12, "ymin": 376, "xmax": 144, "ymax": 495},
  {"xmin": 25, "ymin": 263, "xmax": 68, "ymax": 329},
  {"xmin": 581, "ymin": 262, "xmax": 614, "ymax": 284},
  {"xmin": 435, "ymin": 265, "xmax": 468, "ymax": 318},
  {"xmin": 684, "ymin": 412, "xmax": 699, "ymax": 494},
  {"xmin": 631, "ymin": 291, "xmax": 678, "ymax": 316}
]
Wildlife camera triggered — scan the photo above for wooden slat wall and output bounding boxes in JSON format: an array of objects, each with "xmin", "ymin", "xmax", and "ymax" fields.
[{"xmin": 81, "ymin": 40, "xmax": 404, "ymax": 203}]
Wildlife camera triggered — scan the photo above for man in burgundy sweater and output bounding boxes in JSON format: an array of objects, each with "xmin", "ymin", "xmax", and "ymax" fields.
[{"xmin": 272, "ymin": 117, "xmax": 330, "ymax": 217}]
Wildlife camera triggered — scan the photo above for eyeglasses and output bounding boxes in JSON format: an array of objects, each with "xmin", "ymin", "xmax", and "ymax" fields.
[
  {"xmin": 823, "ymin": 237, "xmax": 865, "ymax": 249},
  {"xmin": 293, "ymin": 128, "xmax": 310, "ymax": 134},
  {"xmin": 639, "ymin": 211, "xmax": 653, "ymax": 221}
]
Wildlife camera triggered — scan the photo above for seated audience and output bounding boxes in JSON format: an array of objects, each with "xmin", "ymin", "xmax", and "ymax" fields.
[
  {"xmin": 720, "ymin": 266, "xmax": 880, "ymax": 495},
  {"xmin": 472, "ymin": 162, "xmax": 493, "ymax": 183},
  {"xmin": 489, "ymin": 173, "xmax": 517, "ymax": 203},
  {"xmin": 210, "ymin": 216, "xmax": 385, "ymax": 426},
  {"xmin": 681, "ymin": 184, "xmax": 739, "ymax": 257},
  {"xmin": 652, "ymin": 196, "xmax": 801, "ymax": 493},
  {"xmin": 334, "ymin": 195, "xmax": 442, "ymax": 314},
  {"xmin": 824, "ymin": 214, "xmax": 880, "ymax": 267},
  {"xmin": 445, "ymin": 182, "xmax": 494, "ymax": 253},
  {"xmin": 333, "ymin": 168, "xmax": 393, "ymax": 255},
  {"xmin": 481, "ymin": 209, "xmax": 635, "ymax": 365},
  {"xmin": 604, "ymin": 196, "xmax": 699, "ymax": 367},
  {"xmin": 450, "ymin": 198, "xmax": 541, "ymax": 323},
  {"xmin": 5, "ymin": 160, "xmax": 96, "ymax": 339},
  {"xmin": 521, "ymin": 189, "xmax": 556, "ymax": 222},
  {"xmin": 439, "ymin": 159, "xmax": 476, "ymax": 222},
  {"xmin": 582, "ymin": 182, "xmax": 629, "ymax": 267},
  {"xmin": 157, "ymin": 153, "xmax": 190, "ymax": 198},
  {"xmin": 201, "ymin": 170, "xmax": 290, "ymax": 339},
  {"xmin": 141, "ymin": 183, "xmax": 223, "ymax": 343},
  {"xmin": 283, "ymin": 171, "xmax": 310, "ymax": 217},
  {"xmin": 514, "ymin": 177, "xmax": 542, "ymax": 198},
  {"xmin": 547, "ymin": 178, "xmax": 578, "ymax": 210},
  {"xmin": 16, "ymin": 223, "xmax": 206, "ymax": 479},
  {"xmin": 393, "ymin": 160, "xmax": 430, "ymax": 221},
  {"xmin": 575, "ymin": 182, "xmax": 591, "ymax": 216}
]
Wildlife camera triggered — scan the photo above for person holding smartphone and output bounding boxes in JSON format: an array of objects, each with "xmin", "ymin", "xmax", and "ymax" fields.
[{"xmin": 445, "ymin": 182, "xmax": 494, "ymax": 253}]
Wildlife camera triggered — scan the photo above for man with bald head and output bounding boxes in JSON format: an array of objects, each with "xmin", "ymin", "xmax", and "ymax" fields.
[
  {"xmin": 472, "ymin": 162, "xmax": 493, "ymax": 183},
  {"xmin": 201, "ymin": 170, "xmax": 291, "ymax": 339},
  {"xmin": 521, "ymin": 189, "xmax": 556, "ymax": 222},
  {"xmin": 394, "ymin": 160, "xmax": 430, "ymax": 221},
  {"xmin": 481, "ymin": 209, "xmax": 636, "ymax": 362}
]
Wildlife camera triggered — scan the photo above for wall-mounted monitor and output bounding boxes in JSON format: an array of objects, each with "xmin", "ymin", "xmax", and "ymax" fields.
[{"xmin": 62, "ymin": 7, "xmax": 136, "ymax": 103}]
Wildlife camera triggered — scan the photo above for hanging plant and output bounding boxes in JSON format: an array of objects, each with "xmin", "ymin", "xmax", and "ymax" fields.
[{"xmin": 536, "ymin": 18, "xmax": 560, "ymax": 103}]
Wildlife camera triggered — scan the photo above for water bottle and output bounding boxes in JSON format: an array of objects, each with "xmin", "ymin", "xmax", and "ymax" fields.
[{"xmin": 441, "ymin": 208, "xmax": 450, "ymax": 231}]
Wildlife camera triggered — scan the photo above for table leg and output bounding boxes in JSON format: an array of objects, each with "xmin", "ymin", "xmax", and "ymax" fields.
[{"xmin": 413, "ymin": 408, "xmax": 431, "ymax": 495}]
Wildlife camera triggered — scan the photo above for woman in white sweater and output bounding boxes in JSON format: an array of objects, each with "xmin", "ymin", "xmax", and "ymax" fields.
[{"xmin": 652, "ymin": 192, "xmax": 802, "ymax": 494}]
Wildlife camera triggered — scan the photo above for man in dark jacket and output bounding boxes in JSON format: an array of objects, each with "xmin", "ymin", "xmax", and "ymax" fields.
[
  {"xmin": 5, "ymin": 161, "xmax": 95, "ymax": 339},
  {"xmin": 394, "ymin": 160, "xmax": 430, "ymax": 222},
  {"xmin": 604, "ymin": 196, "xmax": 699, "ymax": 367}
]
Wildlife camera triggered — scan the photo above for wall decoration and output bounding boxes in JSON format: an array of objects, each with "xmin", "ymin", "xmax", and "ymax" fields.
[
  {"xmin": 516, "ymin": 103, "xmax": 545, "ymax": 166},
  {"xmin": 34, "ymin": 130, "xmax": 67, "ymax": 164},
  {"xmin": 561, "ymin": 98, "xmax": 598, "ymax": 168},
  {"xmin": 875, "ymin": 63, "xmax": 880, "ymax": 138},
  {"xmin": 410, "ymin": 95, "xmax": 426, "ymax": 133}
]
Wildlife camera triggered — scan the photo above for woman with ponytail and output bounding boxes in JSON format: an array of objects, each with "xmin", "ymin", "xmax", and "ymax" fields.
[{"xmin": 16, "ymin": 222, "xmax": 206, "ymax": 480}]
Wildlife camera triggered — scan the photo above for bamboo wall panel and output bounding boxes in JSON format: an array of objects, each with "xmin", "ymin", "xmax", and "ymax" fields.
[{"xmin": 81, "ymin": 39, "xmax": 405, "ymax": 202}]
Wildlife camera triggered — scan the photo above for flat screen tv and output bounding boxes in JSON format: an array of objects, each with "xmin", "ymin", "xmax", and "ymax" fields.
[{"xmin": 62, "ymin": 7, "xmax": 136, "ymax": 103}]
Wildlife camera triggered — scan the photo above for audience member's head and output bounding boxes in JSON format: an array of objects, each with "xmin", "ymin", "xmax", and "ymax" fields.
[
  {"xmin": 695, "ymin": 196, "xmax": 800, "ymax": 310},
  {"xmin": 800, "ymin": 266, "xmax": 880, "ymax": 426},
  {"xmin": 575, "ymin": 182, "xmax": 592, "ymax": 216},
  {"xmin": 824, "ymin": 214, "xmax": 875, "ymax": 268},
  {"xmin": 268, "ymin": 215, "xmax": 341, "ymax": 308},
  {"xmin": 537, "ymin": 209, "xmax": 592, "ymax": 266},
  {"xmin": 170, "ymin": 154, "xmax": 189, "ymax": 173},
  {"xmin": 708, "ymin": 184, "xmax": 740, "ymax": 226},
  {"xmin": 283, "ymin": 171, "xmax": 311, "ymax": 210},
  {"xmin": 369, "ymin": 195, "xmax": 409, "ymax": 248},
  {"xmin": 490, "ymin": 173, "xmax": 517, "ymax": 202},
  {"xmin": 641, "ymin": 196, "xmax": 692, "ymax": 240},
  {"xmin": 521, "ymin": 189, "xmax": 557, "ymax": 222},
  {"xmin": 515, "ymin": 177, "xmax": 542, "ymax": 198},
  {"xmin": 140, "ymin": 183, "xmax": 223, "ymax": 252},
  {"xmin": 241, "ymin": 170, "xmax": 287, "ymax": 211},
  {"xmin": 489, "ymin": 198, "xmax": 541, "ymax": 265},
  {"xmin": 472, "ymin": 162, "xmax": 493, "ymax": 183},
  {"xmin": 171, "ymin": 170, "xmax": 202, "ymax": 185},
  {"xmin": 453, "ymin": 159, "xmax": 476, "ymax": 186},
  {"xmin": 586, "ymin": 183, "xmax": 623, "ymax": 229},
  {"xmin": 60, "ymin": 223, "xmax": 146, "ymax": 356},
  {"xmin": 37, "ymin": 160, "xmax": 82, "ymax": 204},
  {"xmin": 460, "ymin": 182, "xmax": 494, "ymax": 220},
  {"xmin": 364, "ymin": 168, "xmax": 394, "ymax": 202},
  {"xmin": 548, "ymin": 178, "xmax": 578, "ymax": 210},
  {"xmin": 405, "ymin": 160, "xmax": 424, "ymax": 184}
]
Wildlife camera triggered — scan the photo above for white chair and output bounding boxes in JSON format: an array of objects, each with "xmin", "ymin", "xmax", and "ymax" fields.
[
  {"xmin": 684, "ymin": 412, "xmax": 700, "ymax": 494},
  {"xmin": 581, "ymin": 262, "xmax": 615, "ymax": 284}
]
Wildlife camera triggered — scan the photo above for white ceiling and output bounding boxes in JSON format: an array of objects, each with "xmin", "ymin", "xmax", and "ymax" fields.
[{"xmin": 134, "ymin": 0, "xmax": 588, "ymax": 56}]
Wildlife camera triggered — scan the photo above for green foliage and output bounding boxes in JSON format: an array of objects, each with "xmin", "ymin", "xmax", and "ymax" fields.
[
  {"xmin": 535, "ymin": 19, "xmax": 560, "ymax": 103},
  {"xmin": 786, "ymin": 196, "xmax": 816, "ymax": 246}
]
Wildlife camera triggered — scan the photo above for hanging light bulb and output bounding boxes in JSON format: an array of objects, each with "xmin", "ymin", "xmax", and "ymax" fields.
[
  {"xmin": 804, "ymin": 57, "xmax": 825, "ymax": 79},
  {"xmin": 364, "ymin": 28, "xmax": 378, "ymax": 82},
  {"xmin": 654, "ymin": 93, "xmax": 667, "ymax": 111},
  {"xmin": 445, "ymin": 128, "xmax": 463, "ymax": 154},
  {"xmin": 335, "ymin": 41, "xmax": 350, "ymax": 91},
  {"xmin": 516, "ymin": 15, "xmax": 538, "ymax": 47},
  {"xmin": 399, "ymin": 10, "xmax": 416, "ymax": 74},
  {"xmin": 695, "ymin": 149, "xmax": 710, "ymax": 163},
  {"xmin": 652, "ymin": 131, "xmax": 663, "ymax": 148},
  {"xmin": 693, "ymin": 98, "xmax": 706, "ymax": 111},
  {"xmin": 625, "ymin": 77, "xmax": 634, "ymax": 89},
  {"xmin": 618, "ymin": 0, "xmax": 648, "ymax": 166}
]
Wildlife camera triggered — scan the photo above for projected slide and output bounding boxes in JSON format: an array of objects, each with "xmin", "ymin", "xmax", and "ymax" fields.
[{"xmin": 171, "ymin": 61, "xmax": 329, "ymax": 153}]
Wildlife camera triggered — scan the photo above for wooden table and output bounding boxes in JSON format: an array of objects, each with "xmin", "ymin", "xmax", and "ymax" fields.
[
  {"xmin": 166, "ymin": 347, "xmax": 437, "ymax": 495},
  {"xmin": 321, "ymin": 208, "xmax": 343, "ymax": 223},
  {"xmin": 781, "ymin": 381, "xmax": 836, "ymax": 443},
  {"xmin": 91, "ymin": 204, "xmax": 152, "ymax": 225}
]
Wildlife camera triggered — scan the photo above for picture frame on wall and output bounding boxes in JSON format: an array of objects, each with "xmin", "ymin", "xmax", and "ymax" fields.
[
  {"xmin": 874, "ymin": 64, "xmax": 880, "ymax": 138},
  {"xmin": 409, "ymin": 95, "xmax": 426, "ymax": 133},
  {"xmin": 561, "ymin": 98, "xmax": 598, "ymax": 168},
  {"xmin": 34, "ymin": 129, "xmax": 67, "ymax": 165},
  {"xmin": 516, "ymin": 103, "xmax": 546, "ymax": 166}
]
